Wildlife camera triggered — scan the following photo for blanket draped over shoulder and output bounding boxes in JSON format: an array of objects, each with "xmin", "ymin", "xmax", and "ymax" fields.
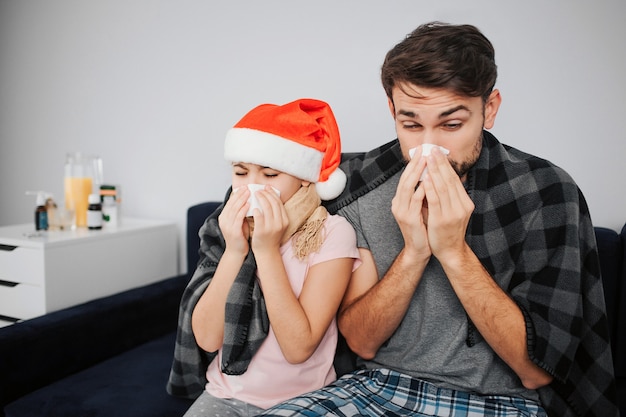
[
  {"xmin": 167, "ymin": 203, "xmax": 267, "ymax": 398},
  {"xmin": 324, "ymin": 131, "xmax": 619, "ymax": 417},
  {"xmin": 167, "ymin": 185, "xmax": 325, "ymax": 399}
]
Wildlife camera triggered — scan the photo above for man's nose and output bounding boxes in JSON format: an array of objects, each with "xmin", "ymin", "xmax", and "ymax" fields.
[{"xmin": 422, "ymin": 130, "xmax": 440, "ymax": 147}]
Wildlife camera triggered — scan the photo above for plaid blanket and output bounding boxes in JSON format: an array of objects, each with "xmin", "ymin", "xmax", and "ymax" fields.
[
  {"xmin": 324, "ymin": 131, "xmax": 619, "ymax": 417},
  {"xmin": 166, "ymin": 202, "xmax": 269, "ymax": 399}
]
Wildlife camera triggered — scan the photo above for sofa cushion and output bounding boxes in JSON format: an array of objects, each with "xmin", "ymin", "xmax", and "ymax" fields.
[
  {"xmin": 4, "ymin": 331, "xmax": 194, "ymax": 417},
  {"xmin": 187, "ymin": 201, "xmax": 221, "ymax": 276},
  {"xmin": 0, "ymin": 275, "xmax": 187, "ymax": 412},
  {"xmin": 595, "ymin": 227, "xmax": 623, "ymax": 348},
  {"xmin": 617, "ymin": 224, "xmax": 626, "ymax": 378}
]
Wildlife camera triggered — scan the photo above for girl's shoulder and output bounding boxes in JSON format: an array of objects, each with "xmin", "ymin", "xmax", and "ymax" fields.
[
  {"xmin": 325, "ymin": 212, "xmax": 354, "ymax": 231},
  {"xmin": 321, "ymin": 213, "xmax": 358, "ymax": 248}
]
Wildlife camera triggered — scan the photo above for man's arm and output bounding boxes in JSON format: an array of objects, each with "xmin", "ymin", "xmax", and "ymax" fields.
[
  {"xmin": 338, "ymin": 153, "xmax": 432, "ymax": 359},
  {"xmin": 440, "ymin": 244, "xmax": 553, "ymax": 389},
  {"xmin": 338, "ymin": 247, "xmax": 428, "ymax": 359},
  {"xmin": 424, "ymin": 148, "xmax": 553, "ymax": 389}
]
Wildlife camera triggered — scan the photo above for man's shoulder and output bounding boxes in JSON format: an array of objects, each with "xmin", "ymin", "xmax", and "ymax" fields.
[
  {"xmin": 325, "ymin": 139, "xmax": 404, "ymax": 213},
  {"xmin": 471, "ymin": 132, "xmax": 586, "ymax": 228},
  {"xmin": 480, "ymin": 132, "xmax": 578, "ymax": 191}
]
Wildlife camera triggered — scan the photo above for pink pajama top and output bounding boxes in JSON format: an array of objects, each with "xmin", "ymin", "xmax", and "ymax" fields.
[{"xmin": 205, "ymin": 213, "xmax": 360, "ymax": 409}]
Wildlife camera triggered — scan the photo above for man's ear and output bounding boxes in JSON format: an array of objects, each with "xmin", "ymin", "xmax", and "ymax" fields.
[
  {"xmin": 387, "ymin": 97, "xmax": 396, "ymax": 119},
  {"xmin": 484, "ymin": 89, "xmax": 501, "ymax": 129}
]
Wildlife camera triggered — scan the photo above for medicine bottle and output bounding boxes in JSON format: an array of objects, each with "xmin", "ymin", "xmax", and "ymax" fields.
[
  {"xmin": 101, "ymin": 195, "xmax": 118, "ymax": 228},
  {"xmin": 87, "ymin": 194, "xmax": 103, "ymax": 230},
  {"xmin": 35, "ymin": 193, "xmax": 49, "ymax": 231}
]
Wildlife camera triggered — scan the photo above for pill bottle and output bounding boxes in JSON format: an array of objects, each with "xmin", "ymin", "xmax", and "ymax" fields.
[
  {"xmin": 87, "ymin": 194, "xmax": 103, "ymax": 230},
  {"xmin": 102, "ymin": 195, "xmax": 118, "ymax": 228}
]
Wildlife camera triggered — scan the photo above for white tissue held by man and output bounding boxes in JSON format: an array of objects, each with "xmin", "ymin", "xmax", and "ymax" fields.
[{"xmin": 409, "ymin": 144, "xmax": 450, "ymax": 181}]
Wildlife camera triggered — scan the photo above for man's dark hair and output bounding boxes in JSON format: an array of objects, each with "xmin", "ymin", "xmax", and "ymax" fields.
[{"xmin": 381, "ymin": 21, "xmax": 497, "ymax": 103}]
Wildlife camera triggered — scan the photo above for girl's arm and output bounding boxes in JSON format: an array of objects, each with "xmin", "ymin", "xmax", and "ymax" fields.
[
  {"xmin": 191, "ymin": 249, "xmax": 246, "ymax": 352},
  {"xmin": 251, "ymin": 186, "xmax": 353, "ymax": 363},
  {"xmin": 191, "ymin": 187, "xmax": 250, "ymax": 352},
  {"xmin": 255, "ymin": 251, "xmax": 353, "ymax": 363}
]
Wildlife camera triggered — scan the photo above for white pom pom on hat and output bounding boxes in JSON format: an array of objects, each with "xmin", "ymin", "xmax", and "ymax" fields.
[{"xmin": 224, "ymin": 98, "xmax": 346, "ymax": 200}]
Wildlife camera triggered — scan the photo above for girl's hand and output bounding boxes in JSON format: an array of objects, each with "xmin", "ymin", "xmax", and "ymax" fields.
[
  {"xmin": 250, "ymin": 186, "xmax": 289, "ymax": 255},
  {"xmin": 218, "ymin": 187, "xmax": 251, "ymax": 256}
]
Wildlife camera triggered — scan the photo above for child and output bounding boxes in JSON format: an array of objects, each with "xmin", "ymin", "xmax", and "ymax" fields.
[{"xmin": 167, "ymin": 98, "xmax": 361, "ymax": 416}]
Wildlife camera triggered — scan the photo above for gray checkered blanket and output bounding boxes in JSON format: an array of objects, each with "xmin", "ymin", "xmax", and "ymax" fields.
[
  {"xmin": 166, "ymin": 204, "xmax": 269, "ymax": 399},
  {"xmin": 324, "ymin": 131, "xmax": 618, "ymax": 417},
  {"xmin": 168, "ymin": 131, "xmax": 618, "ymax": 416}
]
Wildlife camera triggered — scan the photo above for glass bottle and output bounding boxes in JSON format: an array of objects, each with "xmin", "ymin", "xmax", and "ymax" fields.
[
  {"xmin": 64, "ymin": 152, "xmax": 103, "ymax": 228},
  {"xmin": 87, "ymin": 194, "xmax": 103, "ymax": 230}
]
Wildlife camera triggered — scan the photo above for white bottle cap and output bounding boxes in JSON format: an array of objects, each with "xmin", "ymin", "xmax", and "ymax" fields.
[{"xmin": 88, "ymin": 194, "xmax": 100, "ymax": 204}]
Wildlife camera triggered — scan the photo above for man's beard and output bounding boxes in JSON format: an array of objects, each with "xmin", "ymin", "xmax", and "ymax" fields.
[
  {"xmin": 402, "ymin": 131, "xmax": 483, "ymax": 180},
  {"xmin": 450, "ymin": 131, "xmax": 483, "ymax": 180}
]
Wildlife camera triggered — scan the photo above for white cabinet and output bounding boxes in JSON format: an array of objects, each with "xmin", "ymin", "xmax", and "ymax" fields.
[{"xmin": 0, "ymin": 219, "xmax": 178, "ymax": 327}]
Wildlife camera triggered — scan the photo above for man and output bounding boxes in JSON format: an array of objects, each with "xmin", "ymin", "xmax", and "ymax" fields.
[{"xmin": 259, "ymin": 22, "xmax": 618, "ymax": 417}]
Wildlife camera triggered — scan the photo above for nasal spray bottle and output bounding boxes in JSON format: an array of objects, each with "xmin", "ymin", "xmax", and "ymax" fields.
[{"xmin": 26, "ymin": 191, "xmax": 52, "ymax": 231}]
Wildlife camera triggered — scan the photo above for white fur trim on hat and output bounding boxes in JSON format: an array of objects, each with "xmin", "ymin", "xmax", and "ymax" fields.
[
  {"xmin": 224, "ymin": 127, "xmax": 324, "ymax": 182},
  {"xmin": 316, "ymin": 168, "xmax": 346, "ymax": 200}
]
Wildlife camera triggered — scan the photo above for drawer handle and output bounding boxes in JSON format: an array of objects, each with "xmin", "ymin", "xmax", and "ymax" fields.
[
  {"xmin": 0, "ymin": 314, "xmax": 19, "ymax": 323},
  {"xmin": 0, "ymin": 244, "xmax": 17, "ymax": 252},
  {"xmin": 0, "ymin": 279, "xmax": 18, "ymax": 288}
]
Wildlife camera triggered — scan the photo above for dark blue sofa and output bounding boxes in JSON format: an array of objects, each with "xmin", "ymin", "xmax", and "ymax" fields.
[{"xmin": 1, "ymin": 200, "xmax": 625, "ymax": 417}]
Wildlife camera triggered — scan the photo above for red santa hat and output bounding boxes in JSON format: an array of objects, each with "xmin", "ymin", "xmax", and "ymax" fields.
[{"xmin": 224, "ymin": 98, "xmax": 346, "ymax": 200}]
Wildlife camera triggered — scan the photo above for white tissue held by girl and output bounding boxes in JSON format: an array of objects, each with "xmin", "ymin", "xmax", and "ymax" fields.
[{"xmin": 234, "ymin": 184, "xmax": 281, "ymax": 217}]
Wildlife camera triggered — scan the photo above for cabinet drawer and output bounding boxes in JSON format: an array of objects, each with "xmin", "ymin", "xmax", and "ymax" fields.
[
  {"xmin": 0, "ymin": 244, "xmax": 44, "ymax": 285},
  {"xmin": 0, "ymin": 318, "xmax": 16, "ymax": 328},
  {"xmin": 0, "ymin": 281, "xmax": 45, "ymax": 321}
]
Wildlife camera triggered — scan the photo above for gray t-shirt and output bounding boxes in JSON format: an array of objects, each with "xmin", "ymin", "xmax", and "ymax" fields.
[{"xmin": 337, "ymin": 170, "xmax": 539, "ymax": 401}]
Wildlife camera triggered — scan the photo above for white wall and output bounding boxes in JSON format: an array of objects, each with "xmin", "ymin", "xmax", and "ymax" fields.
[{"xmin": 1, "ymin": 1, "xmax": 625, "ymax": 274}]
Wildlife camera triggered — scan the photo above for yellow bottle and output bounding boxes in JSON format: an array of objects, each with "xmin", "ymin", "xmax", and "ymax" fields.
[
  {"xmin": 64, "ymin": 152, "xmax": 102, "ymax": 228},
  {"xmin": 64, "ymin": 176, "xmax": 93, "ymax": 228}
]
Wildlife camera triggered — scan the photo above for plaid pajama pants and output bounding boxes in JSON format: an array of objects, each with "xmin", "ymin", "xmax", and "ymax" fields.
[{"xmin": 258, "ymin": 369, "xmax": 546, "ymax": 417}]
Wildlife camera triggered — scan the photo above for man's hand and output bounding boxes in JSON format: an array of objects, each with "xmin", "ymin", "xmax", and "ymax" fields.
[
  {"xmin": 391, "ymin": 148, "xmax": 432, "ymax": 261},
  {"xmin": 419, "ymin": 147, "xmax": 474, "ymax": 261}
]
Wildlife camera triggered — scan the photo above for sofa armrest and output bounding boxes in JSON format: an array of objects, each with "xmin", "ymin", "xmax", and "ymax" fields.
[{"xmin": 0, "ymin": 274, "xmax": 187, "ymax": 410}]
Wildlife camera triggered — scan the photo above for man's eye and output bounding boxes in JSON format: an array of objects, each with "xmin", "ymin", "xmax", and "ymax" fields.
[
  {"xmin": 402, "ymin": 123, "xmax": 421, "ymax": 130},
  {"xmin": 443, "ymin": 122, "xmax": 462, "ymax": 129}
]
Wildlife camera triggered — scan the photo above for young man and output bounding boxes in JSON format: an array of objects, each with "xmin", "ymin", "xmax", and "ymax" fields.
[{"xmin": 259, "ymin": 22, "xmax": 618, "ymax": 417}]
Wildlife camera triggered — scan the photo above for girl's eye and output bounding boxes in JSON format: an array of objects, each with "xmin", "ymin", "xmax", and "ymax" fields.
[
  {"xmin": 261, "ymin": 168, "xmax": 280, "ymax": 178},
  {"xmin": 234, "ymin": 171, "xmax": 247, "ymax": 176}
]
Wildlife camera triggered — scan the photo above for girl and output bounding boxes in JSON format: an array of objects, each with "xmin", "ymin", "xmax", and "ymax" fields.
[{"xmin": 168, "ymin": 98, "xmax": 360, "ymax": 416}]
